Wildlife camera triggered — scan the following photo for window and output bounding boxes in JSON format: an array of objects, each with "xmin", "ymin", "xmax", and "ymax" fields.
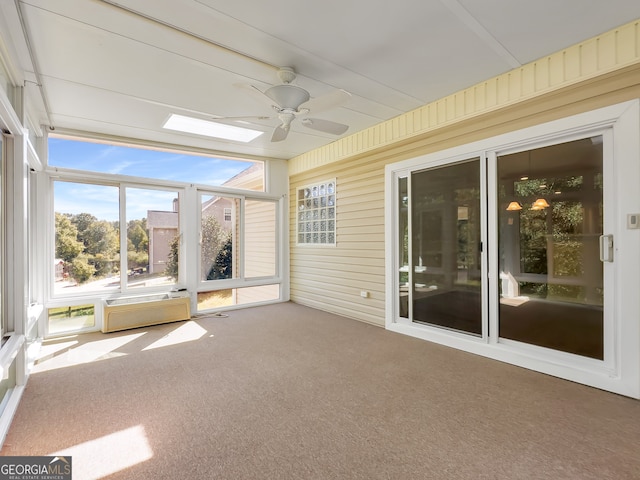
[
  {"xmin": 196, "ymin": 195, "xmax": 279, "ymax": 312},
  {"xmin": 47, "ymin": 135, "xmax": 284, "ymax": 331},
  {"xmin": 200, "ymin": 194, "xmax": 238, "ymax": 281},
  {"xmin": 48, "ymin": 304, "xmax": 95, "ymax": 335},
  {"xmin": 127, "ymin": 187, "xmax": 180, "ymax": 289},
  {"xmin": 297, "ymin": 179, "xmax": 336, "ymax": 245},
  {"xmin": 53, "ymin": 181, "xmax": 120, "ymax": 295},
  {"xmin": 48, "ymin": 134, "xmax": 265, "ymax": 191},
  {"xmin": 244, "ymin": 200, "xmax": 277, "ymax": 278}
]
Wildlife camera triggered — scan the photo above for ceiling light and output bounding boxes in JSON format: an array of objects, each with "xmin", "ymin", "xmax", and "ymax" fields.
[
  {"xmin": 531, "ymin": 198, "xmax": 550, "ymax": 210},
  {"xmin": 506, "ymin": 201, "xmax": 523, "ymax": 211},
  {"xmin": 265, "ymin": 84, "xmax": 310, "ymax": 109},
  {"xmin": 163, "ymin": 114, "xmax": 263, "ymax": 142}
]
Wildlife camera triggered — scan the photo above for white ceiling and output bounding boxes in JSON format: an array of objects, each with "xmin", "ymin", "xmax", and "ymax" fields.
[{"xmin": 3, "ymin": 0, "xmax": 640, "ymax": 160}]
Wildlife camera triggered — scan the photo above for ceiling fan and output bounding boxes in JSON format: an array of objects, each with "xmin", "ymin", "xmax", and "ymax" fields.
[{"xmin": 238, "ymin": 67, "xmax": 351, "ymax": 142}]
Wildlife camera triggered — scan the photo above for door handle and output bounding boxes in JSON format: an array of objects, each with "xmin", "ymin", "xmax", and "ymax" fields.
[{"xmin": 599, "ymin": 234, "xmax": 614, "ymax": 262}]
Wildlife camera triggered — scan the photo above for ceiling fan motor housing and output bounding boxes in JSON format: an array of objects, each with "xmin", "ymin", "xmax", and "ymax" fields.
[{"xmin": 265, "ymin": 84, "xmax": 310, "ymax": 110}]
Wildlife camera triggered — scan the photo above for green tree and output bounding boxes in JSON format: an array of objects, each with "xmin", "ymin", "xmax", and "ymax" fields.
[
  {"xmin": 84, "ymin": 220, "xmax": 119, "ymax": 257},
  {"xmin": 166, "ymin": 234, "xmax": 180, "ymax": 280},
  {"xmin": 207, "ymin": 237, "xmax": 232, "ymax": 280},
  {"xmin": 201, "ymin": 215, "xmax": 232, "ymax": 280},
  {"xmin": 71, "ymin": 256, "xmax": 95, "ymax": 284},
  {"xmin": 165, "ymin": 215, "xmax": 232, "ymax": 281},
  {"xmin": 55, "ymin": 212, "xmax": 84, "ymax": 263},
  {"xmin": 127, "ymin": 220, "xmax": 148, "ymax": 252},
  {"xmin": 72, "ymin": 213, "xmax": 98, "ymax": 249}
]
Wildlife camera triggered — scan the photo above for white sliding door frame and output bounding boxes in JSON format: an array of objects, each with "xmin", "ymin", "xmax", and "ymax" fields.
[{"xmin": 385, "ymin": 100, "xmax": 640, "ymax": 398}]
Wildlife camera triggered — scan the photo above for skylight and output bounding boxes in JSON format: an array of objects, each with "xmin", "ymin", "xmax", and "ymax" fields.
[{"xmin": 162, "ymin": 114, "xmax": 263, "ymax": 142}]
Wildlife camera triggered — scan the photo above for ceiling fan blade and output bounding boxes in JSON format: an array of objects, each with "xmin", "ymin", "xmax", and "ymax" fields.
[
  {"xmin": 235, "ymin": 83, "xmax": 278, "ymax": 109},
  {"xmin": 271, "ymin": 125, "xmax": 289, "ymax": 142},
  {"xmin": 299, "ymin": 89, "xmax": 351, "ymax": 114},
  {"xmin": 212, "ymin": 115, "xmax": 271, "ymax": 122},
  {"xmin": 301, "ymin": 118, "xmax": 349, "ymax": 135}
]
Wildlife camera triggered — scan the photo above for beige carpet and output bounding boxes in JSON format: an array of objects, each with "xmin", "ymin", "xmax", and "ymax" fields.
[{"xmin": 2, "ymin": 302, "xmax": 639, "ymax": 479}]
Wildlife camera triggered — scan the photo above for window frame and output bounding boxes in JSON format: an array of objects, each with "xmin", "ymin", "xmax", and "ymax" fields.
[
  {"xmin": 196, "ymin": 190, "xmax": 281, "ymax": 291},
  {"xmin": 43, "ymin": 135, "xmax": 287, "ymax": 330},
  {"xmin": 296, "ymin": 178, "xmax": 337, "ymax": 246}
]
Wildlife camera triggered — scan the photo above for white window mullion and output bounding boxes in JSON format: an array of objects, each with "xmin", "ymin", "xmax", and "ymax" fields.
[{"xmin": 119, "ymin": 186, "xmax": 127, "ymax": 293}]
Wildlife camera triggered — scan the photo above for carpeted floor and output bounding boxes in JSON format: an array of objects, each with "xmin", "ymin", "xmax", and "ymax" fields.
[{"xmin": 2, "ymin": 302, "xmax": 639, "ymax": 479}]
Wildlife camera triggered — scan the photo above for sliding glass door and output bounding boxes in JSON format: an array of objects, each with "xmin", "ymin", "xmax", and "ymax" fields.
[
  {"xmin": 410, "ymin": 159, "xmax": 483, "ymax": 335},
  {"xmin": 387, "ymin": 102, "xmax": 640, "ymax": 397},
  {"xmin": 497, "ymin": 136, "xmax": 604, "ymax": 359}
]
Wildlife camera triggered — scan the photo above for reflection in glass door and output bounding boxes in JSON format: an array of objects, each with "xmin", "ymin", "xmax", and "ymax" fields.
[
  {"xmin": 497, "ymin": 137, "xmax": 604, "ymax": 359},
  {"xmin": 411, "ymin": 159, "xmax": 482, "ymax": 335}
]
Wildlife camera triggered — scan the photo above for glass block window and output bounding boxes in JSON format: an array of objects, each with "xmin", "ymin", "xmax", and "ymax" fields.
[{"xmin": 297, "ymin": 179, "xmax": 336, "ymax": 245}]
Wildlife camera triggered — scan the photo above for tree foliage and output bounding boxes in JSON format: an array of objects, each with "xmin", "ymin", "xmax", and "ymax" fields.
[
  {"xmin": 165, "ymin": 214, "xmax": 231, "ymax": 281},
  {"xmin": 207, "ymin": 237, "xmax": 232, "ymax": 280},
  {"xmin": 126, "ymin": 219, "xmax": 149, "ymax": 270},
  {"xmin": 71, "ymin": 256, "xmax": 95, "ymax": 283},
  {"xmin": 55, "ymin": 212, "xmax": 134, "ymax": 284},
  {"xmin": 55, "ymin": 213, "xmax": 84, "ymax": 263},
  {"xmin": 166, "ymin": 235, "xmax": 179, "ymax": 280}
]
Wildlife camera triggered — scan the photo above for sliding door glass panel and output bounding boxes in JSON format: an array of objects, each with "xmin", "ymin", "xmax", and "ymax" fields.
[
  {"xmin": 244, "ymin": 199, "xmax": 277, "ymax": 278},
  {"xmin": 398, "ymin": 176, "xmax": 409, "ymax": 318},
  {"xmin": 497, "ymin": 137, "xmax": 604, "ymax": 359},
  {"xmin": 126, "ymin": 188, "xmax": 179, "ymax": 288},
  {"xmin": 53, "ymin": 181, "xmax": 120, "ymax": 294},
  {"xmin": 200, "ymin": 195, "xmax": 239, "ymax": 281},
  {"xmin": 411, "ymin": 159, "xmax": 482, "ymax": 335}
]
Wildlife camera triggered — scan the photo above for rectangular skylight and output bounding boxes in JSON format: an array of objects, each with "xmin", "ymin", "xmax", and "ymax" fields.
[{"xmin": 163, "ymin": 114, "xmax": 263, "ymax": 142}]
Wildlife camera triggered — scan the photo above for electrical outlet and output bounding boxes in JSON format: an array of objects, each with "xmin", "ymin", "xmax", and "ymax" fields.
[{"xmin": 360, "ymin": 291, "xmax": 369, "ymax": 298}]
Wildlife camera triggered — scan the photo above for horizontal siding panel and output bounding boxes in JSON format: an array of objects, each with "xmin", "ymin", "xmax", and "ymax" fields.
[
  {"xmin": 334, "ymin": 241, "xmax": 382, "ymax": 251},
  {"xmin": 290, "ymin": 282, "xmax": 384, "ymax": 304},
  {"xmin": 291, "ymin": 260, "xmax": 382, "ymax": 276},
  {"xmin": 336, "ymin": 218, "xmax": 383, "ymax": 230},
  {"xmin": 338, "ymin": 233, "xmax": 385, "ymax": 243},
  {"xmin": 337, "ymin": 225, "xmax": 385, "ymax": 235},
  {"xmin": 291, "ymin": 248, "xmax": 383, "ymax": 259},
  {"xmin": 337, "ymin": 203, "xmax": 384, "ymax": 217},
  {"xmin": 291, "ymin": 254, "xmax": 382, "ymax": 268},
  {"xmin": 338, "ymin": 193, "xmax": 384, "ymax": 207},
  {"xmin": 290, "ymin": 270, "xmax": 384, "ymax": 291},
  {"xmin": 338, "ymin": 175, "xmax": 384, "ymax": 192},
  {"xmin": 289, "ymin": 295, "xmax": 384, "ymax": 326},
  {"xmin": 290, "ymin": 285, "xmax": 384, "ymax": 310}
]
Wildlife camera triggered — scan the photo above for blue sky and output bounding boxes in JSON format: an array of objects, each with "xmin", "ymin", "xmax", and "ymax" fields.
[{"xmin": 50, "ymin": 136, "xmax": 254, "ymax": 221}]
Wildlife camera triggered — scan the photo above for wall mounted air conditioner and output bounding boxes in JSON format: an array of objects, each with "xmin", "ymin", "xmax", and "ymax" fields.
[{"xmin": 102, "ymin": 292, "xmax": 191, "ymax": 333}]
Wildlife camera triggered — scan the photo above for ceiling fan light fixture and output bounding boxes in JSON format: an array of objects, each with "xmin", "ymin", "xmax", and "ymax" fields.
[
  {"xmin": 265, "ymin": 84, "xmax": 310, "ymax": 109},
  {"xmin": 163, "ymin": 114, "xmax": 263, "ymax": 142}
]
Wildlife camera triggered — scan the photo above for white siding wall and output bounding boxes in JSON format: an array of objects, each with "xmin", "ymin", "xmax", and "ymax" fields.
[{"xmin": 290, "ymin": 157, "xmax": 387, "ymax": 325}]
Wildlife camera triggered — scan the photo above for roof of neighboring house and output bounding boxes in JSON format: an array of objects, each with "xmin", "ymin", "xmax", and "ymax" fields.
[
  {"xmin": 221, "ymin": 162, "xmax": 264, "ymax": 191},
  {"xmin": 147, "ymin": 210, "xmax": 179, "ymax": 228}
]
